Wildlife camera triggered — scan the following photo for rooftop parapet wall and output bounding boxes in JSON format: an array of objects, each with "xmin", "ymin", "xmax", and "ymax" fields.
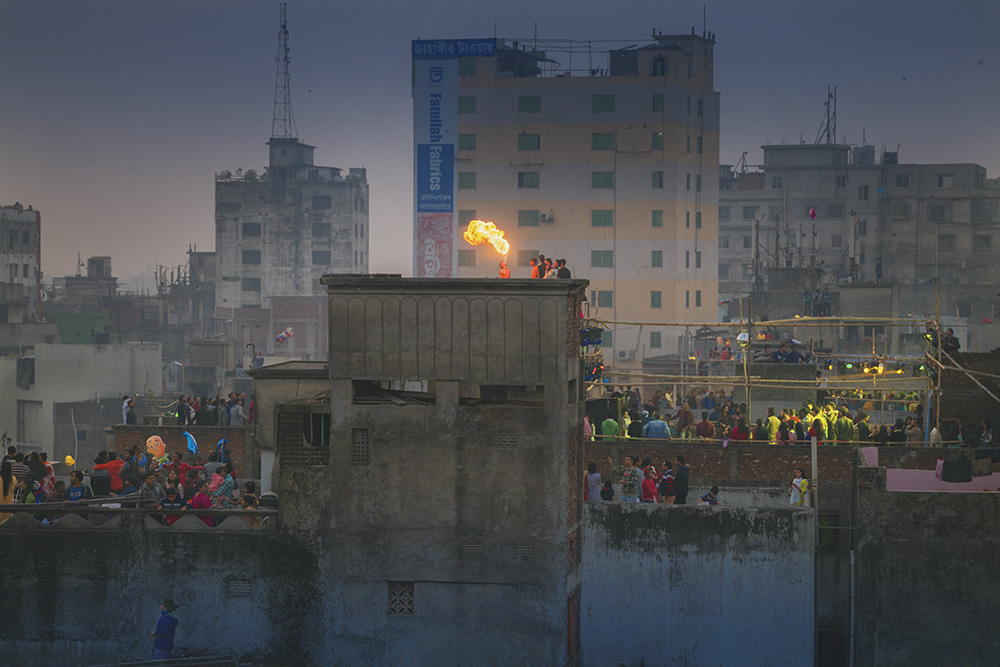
[{"xmin": 321, "ymin": 276, "xmax": 588, "ymax": 384}]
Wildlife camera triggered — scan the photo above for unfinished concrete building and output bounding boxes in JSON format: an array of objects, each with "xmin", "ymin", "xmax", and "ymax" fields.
[{"xmin": 272, "ymin": 275, "xmax": 588, "ymax": 664}]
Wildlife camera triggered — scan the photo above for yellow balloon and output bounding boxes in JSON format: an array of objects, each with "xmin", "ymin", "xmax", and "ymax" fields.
[{"xmin": 64, "ymin": 455, "xmax": 76, "ymax": 466}]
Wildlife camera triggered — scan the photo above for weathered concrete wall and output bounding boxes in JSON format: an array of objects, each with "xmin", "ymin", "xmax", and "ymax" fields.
[
  {"xmin": 0, "ymin": 512, "xmax": 314, "ymax": 666},
  {"xmin": 855, "ymin": 468, "xmax": 1000, "ymax": 666},
  {"xmin": 0, "ymin": 342, "xmax": 161, "ymax": 456},
  {"xmin": 582, "ymin": 502, "xmax": 815, "ymax": 666}
]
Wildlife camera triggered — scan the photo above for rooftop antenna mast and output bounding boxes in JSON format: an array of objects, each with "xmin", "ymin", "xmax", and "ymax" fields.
[
  {"xmin": 814, "ymin": 85, "xmax": 837, "ymax": 145},
  {"xmin": 271, "ymin": 2, "xmax": 297, "ymax": 139}
]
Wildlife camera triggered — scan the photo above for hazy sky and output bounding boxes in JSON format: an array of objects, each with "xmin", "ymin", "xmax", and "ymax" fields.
[{"xmin": 3, "ymin": 0, "xmax": 999, "ymax": 286}]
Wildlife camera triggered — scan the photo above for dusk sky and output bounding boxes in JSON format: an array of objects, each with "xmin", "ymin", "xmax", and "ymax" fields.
[{"xmin": 3, "ymin": 0, "xmax": 998, "ymax": 287}]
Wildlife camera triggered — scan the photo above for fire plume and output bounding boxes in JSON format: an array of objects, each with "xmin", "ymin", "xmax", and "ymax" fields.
[{"xmin": 463, "ymin": 219, "xmax": 510, "ymax": 255}]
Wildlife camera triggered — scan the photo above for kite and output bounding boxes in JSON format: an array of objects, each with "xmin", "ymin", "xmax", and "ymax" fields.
[
  {"xmin": 64, "ymin": 455, "xmax": 76, "ymax": 466},
  {"xmin": 183, "ymin": 431, "xmax": 199, "ymax": 455},
  {"xmin": 217, "ymin": 437, "xmax": 229, "ymax": 464},
  {"xmin": 276, "ymin": 326, "xmax": 294, "ymax": 344},
  {"xmin": 975, "ymin": 60, "xmax": 984, "ymax": 67},
  {"xmin": 146, "ymin": 435, "xmax": 170, "ymax": 465}
]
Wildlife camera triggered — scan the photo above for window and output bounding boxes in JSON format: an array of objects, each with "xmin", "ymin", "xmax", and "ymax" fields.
[
  {"xmin": 697, "ymin": 136, "xmax": 703, "ymax": 154},
  {"xmin": 974, "ymin": 235, "xmax": 992, "ymax": 250},
  {"xmin": 591, "ymin": 250, "xmax": 614, "ymax": 267},
  {"xmin": 743, "ymin": 206, "xmax": 758, "ymax": 221},
  {"xmin": 517, "ymin": 249, "xmax": 538, "ymax": 266},
  {"xmin": 458, "ymin": 210, "xmax": 476, "ymax": 226},
  {"xmin": 937, "ymin": 174, "xmax": 953, "ymax": 188},
  {"xmin": 831, "ymin": 234, "xmax": 843, "ymax": 249},
  {"xmin": 686, "ymin": 135, "xmax": 691, "ymax": 153},
  {"xmin": 685, "ymin": 290, "xmax": 690, "ymax": 308},
  {"xmin": 696, "ymin": 175, "xmax": 702, "ymax": 191},
  {"xmin": 719, "ymin": 264, "xmax": 730, "ymax": 280},
  {"xmin": 601, "ymin": 328, "xmax": 614, "ymax": 347},
  {"xmin": 591, "ymin": 133, "xmax": 614, "ymax": 151},
  {"xmin": 858, "ymin": 185, "xmax": 869, "ymax": 201},
  {"xmin": 351, "ymin": 428, "xmax": 371, "ymax": 465},
  {"xmin": 242, "ymin": 222, "xmax": 261, "ymax": 237},
  {"xmin": 651, "ymin": 210, "xmax": 663, "ymax": 227},
  {"xmin": 312, "ymin": 195, "xmax": 332, "ymax": 209},
  {"xmin": 958, "ymin": 303, "xmax": 973, "ymax": 318},
  {"xmin": 592, "ymin": 94, "xmax": 615, "ymax": 112},
  {"xmin": 312, "ymin": 250, "xmax": 331, "ymax": 265},
  {"xmin": 696, "ymin": 212, "xmax": 702, "ymax": 229},
  {"xmin": 653, "ymin": 171, "xmax": 664, "ymax": 189},
  {"xmin": 458, "ymin": 133, "xmax": 477, "ymax": 151},
  {"xmin": 388, "ymin": 581, "xmax": 414, "ymax": 616},
  {"xmin": 518, "ymin": 95, "xmax": 541, "ymax": 113},
  {"xmin": 651, "ymin": 291, "xmax": 662, "ymax": 308},
  {"xmin": 650, "ymin": 331, "xmax": 662, "ymax": 348},
  {"xmin": 973, "ymin": 266, "xmax": 992, "ymax": 284},
  {"xmin": 518, "ymin": 210, "xmax": 540, "ymax": 227},
  {"xmin": 718, "ymin": 206, "xmax": 730, "ymax": 222},
  {"xmin": 651, "ymin": 250, "xmax": 663, "ymax": 267},
  {"xmin": 685, "ymin": 251, "xmax": 690, "ymax": 268},
  {"xmin": 458, "ymin": 249, "xmax": 476, "ymax": 267},
  {"xmin": 743, "ymin": 236, "xmax": 752, "ymax": 249},
  {"xmin": 597, "ymin": 291, "xmax": 613, "ymax": 308},
  {"xmin": 518, "ymin": 171, "xmax": 540, "ymax": 189},
  {"xmin": 458, "ymin": 172, "xmax": 476, "ymax": 189},
  {"xmin": 518, "ymin": 133, "xmax": 540, "ymax": 151},
  {"xmin": 22, "ymin": 264, "xmax": 28, "ymax": 278},
  {"xmin": 591, "ymin": 210, "xmax": 614, "ymax": 227},
  {"xmin": 695, "ymin": 290, "xmax": 702, "ymax": 307},
  {"xmin": 686, "ymin": 211, "xmax": 691, "ymax": 228},
  {"xmin": 242, "ymin": 250, "xmax": 261, "ymax": 265},
  {"xmin": 312, "ymin": 223, "xmax": 331, "ymax": 238},
  {"xmin": 652, "ymin": 93, "xmax": 664, "ymax": 111},
  {"xmin": 591, "ymin": 171, "xmax": 614, "ymax": 189},
  {"xmin": 685, "ymin": 174, "xmax": 691, "ymax": 191},
  {"xmin": 890, "ymin": 203, "xmax": 911, "ymax": 218},
  {"xmin": 972, "ymin": 202, "xmax": 994, "ymax": 222},
  {"xmin": 719, "ymin": 236, "xmax": 730, "ymax": 249},
  {"xmin": 696, "ymin": 251, "xmax": 702, "ymax": 268},
  {"xmin": 307, "ymin": 168, "xmax": 319, "ymax": 181},
  {"xmin": 458, "ymin": 96, "xmax": 476, "ymax": 113},
  {"xmin": 772, "ymin": 176, "xmax": 784, "ymax": 189},
  {"xmin": 241, "ymin": 278, "xmax": 261, "ymax": 292},
  {"xmin": 650, "ymin": 56, "xmax": 667, "ymax": 76},
  {"xmin": 696, "ymin": 98, "xmax": 703, "ymax": 116},
  {"xmin": 928, "ymin": 204, "xmax": 946, "ymax": 220},
  {"xmin": 652, "ymin": 132, "xmax": 664, "ymax": 150},
  {"xmin": 458, "ymin": 57, "xmax": 476, "ymax": 76},
  {"xmin": 938, "ymin": 234, "xmax": 956, "ymax": 250},
  {"xmin": 836, "ymin": 174, "xmax": 847, "ymax": 188},
  {"xmin": 895, "ymin": 174, "xmax": 910, "ymax": 188}
]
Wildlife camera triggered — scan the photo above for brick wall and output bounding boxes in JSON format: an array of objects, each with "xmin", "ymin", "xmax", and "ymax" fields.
[
  {"xmin": 276, "ymin": 411, "xmax": 328, "ymax": 467},
  {"xmin": 110, "ymin": 425, "xmax": 251, "ymax": 477},
  {"xmin": 585, "ymin": 438, "xmax": 991, "ymax": 485}
]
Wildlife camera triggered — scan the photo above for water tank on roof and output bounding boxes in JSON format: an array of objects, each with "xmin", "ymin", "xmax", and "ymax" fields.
[{"xmin": 853, "ymin": 145, "xmax": 875, "ymax": 165}]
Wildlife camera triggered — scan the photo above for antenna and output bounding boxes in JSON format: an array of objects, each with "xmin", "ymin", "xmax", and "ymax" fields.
[
  {"xmin": 271, "ymin": 2, "xmax": 297, "ymax": 139},
  {"xmin": 814, "ymin": 85, "xmax": 837, "ymax": 145}
]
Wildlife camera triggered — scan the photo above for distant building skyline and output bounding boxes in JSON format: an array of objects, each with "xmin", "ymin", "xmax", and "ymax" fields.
[{"xmin": 3, "ymin": 1, "xmax": 999, "ymax": 282}]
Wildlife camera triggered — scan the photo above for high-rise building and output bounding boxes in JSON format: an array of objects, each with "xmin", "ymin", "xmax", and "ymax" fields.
[
  {"xmin": 412, "ymin": 32, "xmax": 720, "ymax": 361},
  {"xmin": 0, "ymin": 203, "xmax": 41, "ymax": 317},
  {"xmin": 213, "ymin": 141, "xmax": 369, "ymax": 360}
]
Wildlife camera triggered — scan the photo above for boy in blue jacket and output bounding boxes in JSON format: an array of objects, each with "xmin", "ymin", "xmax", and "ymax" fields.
[{"xmin": 150, "ymin": 599, "xmax": 178, "ymax": 659}]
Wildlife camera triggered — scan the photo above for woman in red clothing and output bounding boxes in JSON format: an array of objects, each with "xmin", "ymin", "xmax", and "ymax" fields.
[
  {"xmin": 640, "ymin": 467, "xmax": 660, "ymax": 503},
  {"xmin": 187, "ymin": 479, "xmax": 214, "ymax": 527},
  {"xmin": 807, "ymin": 419, "xmax": 823, "ymax": 445},
  {"xmin": 730, "ymin": 418, "xmax": 750, "ymax": 441}
]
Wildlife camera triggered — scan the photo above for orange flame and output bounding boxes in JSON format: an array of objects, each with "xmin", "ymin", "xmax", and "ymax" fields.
[{"xmin": 463, "ymin": 219, "xmax": 510, "ymax": 255}]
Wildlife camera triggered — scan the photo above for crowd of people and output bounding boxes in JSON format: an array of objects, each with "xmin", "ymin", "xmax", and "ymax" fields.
[
  {"xmin": 170, "ymin": 392, "xmax": 253, "ymax": 426},
  {"xmin": 527, "ymin": 253, "xmax": 571, "ymax": 280},
  {"xmin": 586, "ymin": 385, "xmax": 979, "ymax": 448},
  {"xmin": 0, "ymin": 444, "xmax": 261, "ymax": 527}
]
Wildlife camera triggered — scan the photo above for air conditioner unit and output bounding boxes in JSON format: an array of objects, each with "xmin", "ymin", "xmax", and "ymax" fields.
[
  {"xmin": 956, "ymin": 261, "xmax": 967, "ymax": 269},
  {"xmin": 539, "ymin": 212, "xmax": 554, "ymax": 222},
  {"xmin": 617, "ymin": 350, "xmax": 635, "ymax": 360}
]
